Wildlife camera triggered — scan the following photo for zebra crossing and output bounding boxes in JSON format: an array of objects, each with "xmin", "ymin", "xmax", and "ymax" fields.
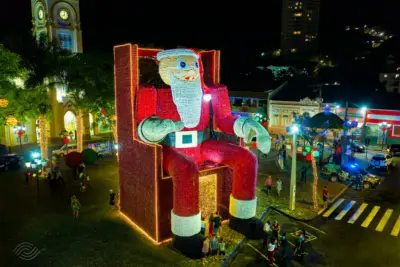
[{"xmin": 322, "ymin": 198, "xmax": 400, "ymax": 237}]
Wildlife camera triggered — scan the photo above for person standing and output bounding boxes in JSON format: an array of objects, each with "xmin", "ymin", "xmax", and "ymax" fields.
[
  {"xmin": 201, "ymin": 237, "xmax": 210, "ymax": 265},
  {"xmin": 109, "ymin": 189, "xmax": 116, "ymax": 208},
  {"xmin": 71, "ymin": 195, "xmax": 81, "ymax": 219},
  {"xmin": 275, "ymin": 136, "xmax": 280, "ymax": 150},
  {"xmin": 219, "ymin": 237, "xmax": 226, "ymax": 258},
  {"xmin": 265, "ymin": 175, "xmax": 273, "ymax": 194},
  {"xmin": 263, "ymin": 220, "xmax": 271, "ymax": 248},
  {"xmin": 271, "ymin": 220, "xmax": 280, "ymax": 243},
  {"xmin": 210, "ymin": 235, "xmax": 219, "ymax": 257},
  {"xmin": 208, "ymin": 213, "xmax": 214, "ymax": 237},
  {"xmin": 267, "ymin": 238, "xmax": 277, "ymax": 265},
  {"xmin": 355, "ymin": 174, "xmax": 363, "ymax": 191},
  {"xmin": 276, "ymin": 179, "xmax": 283, "ymax": 198},
  {"xmin": 213, "ymin": 211, "xmax": 222, "ymax": 237},
  {"xmin": 323, "ymin": 186, "xmax": 329, "ymax": 207},
  {"xmin": 201, "ymin": 216, "xmax": 207, "ymax": 236},
  {"xmin": 300, "ymin": 165, "xmax": 307, "ymax": 184},
  {"xmin": 280, "ymin": 232, "xmax": 287, "ymax": 247},
  {"xmin": 56, "ymin": 169, "xmax": 65, "ymax": 185}
]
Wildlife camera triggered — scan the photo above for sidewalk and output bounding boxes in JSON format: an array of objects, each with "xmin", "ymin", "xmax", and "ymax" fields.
[{"xmin": 256, "ymin": 149, "xmax": 348, "ymax": 220}]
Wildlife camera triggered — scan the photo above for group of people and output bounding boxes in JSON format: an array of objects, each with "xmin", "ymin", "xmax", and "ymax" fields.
[
  {"xmin": 265, "ymin": 175, "xmax": 283, "ymax": 197},
  {"xmin": 263, "ymin": 220, "xmax": 308, "ymax": 265},
  {"xmin": 201, "ymin": 211, "xmax": 225, "ymax": 265}
]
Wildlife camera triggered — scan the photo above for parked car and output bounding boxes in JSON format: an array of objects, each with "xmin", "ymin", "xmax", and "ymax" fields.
[
  {"xmin": 0, "ymin": 158, "xmax": 9, "ymax": 171},
  {"xmin": 0, "ymin": 154, "xmax": 20, "ymax": 170},
  {"xmin": 321, "ymin": 163, "xmax": 382, "ymax": 189},
  {"xmin": 370, "ymin": 153, "xmax": 393, "ymax": 169},
  {"xmin": 351, "ymin": 142, "xmax": 365, "ymax": 153},
  {"xmin": 387, "ymin": 144, "xmax": 400, "ymax": 156},
  {"xmin": 52, "ymin": 144, "xmax": 77, "ymax": 157}
]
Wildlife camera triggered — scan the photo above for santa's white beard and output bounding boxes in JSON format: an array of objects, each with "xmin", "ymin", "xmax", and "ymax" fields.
[{"xmin": 170, "ymin": 74, "xmax": 203, "ymax": 128}]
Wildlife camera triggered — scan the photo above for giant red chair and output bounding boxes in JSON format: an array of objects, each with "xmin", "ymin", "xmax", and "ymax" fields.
[{"xmin": 114, "ymin": 44, "xmax": 240, "ymax": 244}]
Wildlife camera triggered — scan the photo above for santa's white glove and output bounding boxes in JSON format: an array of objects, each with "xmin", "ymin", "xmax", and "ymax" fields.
[
  {"xmin": 138, "ymin": 116, "xmax": 184, "ymax": 144},
  {"xmin": 234, "ymin": 117, "xmax": 272, "ymax": 154}
]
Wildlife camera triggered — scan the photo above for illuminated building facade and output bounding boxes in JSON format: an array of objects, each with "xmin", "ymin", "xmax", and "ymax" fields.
[
  {"xmin": 0, "ymin": 1, "xmax": 109, "ymax": 148},
  {"xmin": 281, "ymin": 0, "xmax": 320, "ymax": 56}
]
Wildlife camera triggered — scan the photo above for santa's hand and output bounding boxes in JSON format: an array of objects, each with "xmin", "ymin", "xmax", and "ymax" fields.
[
  {"xmin": 234, "ymin": 117, "xmax": 272, "ymax": 154},
  {"xmin": 138, "ymin": 116, "xmax": 184, "ymax": 144}
]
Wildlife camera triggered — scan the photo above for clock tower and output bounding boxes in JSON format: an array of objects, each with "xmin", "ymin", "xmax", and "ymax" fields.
[{"xmin": 31, "ymin": 0, "xmax": 83, "ymax": 53}]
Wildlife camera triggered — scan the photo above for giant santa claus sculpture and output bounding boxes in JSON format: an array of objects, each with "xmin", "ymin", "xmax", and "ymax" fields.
[{"xmin": 137, "ymin": 48, "xmax": 271, "ymax": 253}]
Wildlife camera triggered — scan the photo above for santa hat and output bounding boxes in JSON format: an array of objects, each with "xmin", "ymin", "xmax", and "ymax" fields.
[{"xmin": 156, "ymin": 49, "xmax": 200, "ymax": 61}]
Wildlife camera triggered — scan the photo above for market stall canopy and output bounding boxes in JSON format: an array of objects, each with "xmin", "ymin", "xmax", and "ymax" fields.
[{"xmin": 305, "ymin": 112, "xmax": 344, "ymax": 129}]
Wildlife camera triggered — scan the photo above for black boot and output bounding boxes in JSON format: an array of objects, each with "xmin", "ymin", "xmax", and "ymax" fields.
[
  {"xmin": 173, "ymin": 233, "xmax": 203, "ymax": 259},
  {"xmin": 229, "ymin": 216, "xmax": 265, "ymax": 239}
]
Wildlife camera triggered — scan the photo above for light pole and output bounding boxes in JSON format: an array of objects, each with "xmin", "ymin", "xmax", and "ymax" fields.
[{"xmin": 289, "ymin": 124, "xmax": 299, "ymax": 211}]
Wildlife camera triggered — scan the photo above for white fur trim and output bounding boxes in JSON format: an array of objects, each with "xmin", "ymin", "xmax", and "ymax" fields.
[
  {"xmin": 171, "ymin": 210, "xmax": 201, "ymax": 237},
  {"xmin": 157, "ymin": 49, "xmax": 199, "ymax": 61},
  {"xmin": 229, "ymin": 194, "xmax": 257, "ymax": 219}
]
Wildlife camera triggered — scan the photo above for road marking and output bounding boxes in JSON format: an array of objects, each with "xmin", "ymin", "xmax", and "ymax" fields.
[
  {"xmin": 361, "ymin": 206, "xmax": 380, "ymax": 228},
  {"xmin": 335, "ymin": 201, "xmax": 356, "ymax": 221},
  {"xmin": 375, "ymin": 209, "xmax": 393, "ymax": 232},
  {"xmin": 390, "ymin": 215, "xmax": 400, "ymax": 236},
  {"xmin": 348, "ymin": 203, "xmax": 368, "ymax": 224},
  {"xmin": 246, "ymin": 243, "xmax": 278, "ymax": 267},
  {"xmin": 317, "ymin": 186, "xmax": 349, "ymax": 215},
  {"xmin": 323, "ymin": 198, "xmax": 344, "ymax": 218},
  {"xmin": 297, "ymin": 220, "xmax": 327, "ymax": 235}
]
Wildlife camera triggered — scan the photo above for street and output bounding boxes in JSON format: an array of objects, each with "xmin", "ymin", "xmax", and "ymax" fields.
[{"xmin": 232, "ymin": 156, "xmax": 400, "ymax": 267}]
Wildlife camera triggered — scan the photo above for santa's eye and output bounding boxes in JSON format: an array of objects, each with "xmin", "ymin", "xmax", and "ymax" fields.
[
  {"xmin": 178, "ymin": 61, "xmax": 188, "ymax": 69},
  {"xmin": 194, "ymin": 62, "xmax": 199, "ymax": 69}
]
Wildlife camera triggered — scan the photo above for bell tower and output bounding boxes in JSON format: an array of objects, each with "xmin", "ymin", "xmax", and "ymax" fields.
[{"xmin": 31, "ymin": 0, "xmax": 83, "ymax": 53}]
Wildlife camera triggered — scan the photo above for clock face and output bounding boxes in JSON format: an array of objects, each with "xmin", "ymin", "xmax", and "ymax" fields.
[
  {"xmin": 38, "ymin": 9, "xmax": 44, "ymax": 20},
  {"xmin": 59, "ymin": 9, "xmax": 69, "ymax": 20}
]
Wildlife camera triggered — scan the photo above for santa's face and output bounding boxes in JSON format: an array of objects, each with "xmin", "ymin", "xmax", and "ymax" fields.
[{"xmin": 159, "ymin": 55, "xmax": 203, "ymax": 129}]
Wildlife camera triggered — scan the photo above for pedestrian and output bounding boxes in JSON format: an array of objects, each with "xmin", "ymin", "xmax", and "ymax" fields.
[
  {"xmin": 276, "ymin": 179, "xmax": 283, "ymax": 198},
  {"xmin": 275, "ymin": 136, "xmax": 280, "ymax": 149},
  {"xmin": 56, "ymin": 169, "xmax": 65, "ymax": 185},
  {"xmin": 263, "ymin": 220, "xmax": 271, "ymax": 247},
  {"xmin": 201, "ymin": 216, "xmax": 207, "ymax": 236},
  {"xmin": 355, "ymin": 174, "xmax": 363, "ymax": 191},
  {"xmin": 219, "ymin": 237, "xmax": 226, "ymax": 258},
  {"xmin": 271, "ymin": 220, "xmax": 280, "ymax": 243},
  {"xmin": 213, "ymin": 211, "xmax": 222, "ymax": 237},
  {"xmin": 265, "ymin": 175, "xmax": 272, "ymax": 194},
  {"xmin": 79, "ymin": 172, "xmax": 86, "ymax": 192},
  {"xmin": 25, "ymin": 169, "xmax": 30, "ymax": 183},
  {"xmin": 280, "ymin": 232, "xmax": 287, "ymax": 247},
  {"xmin": 300, "ymin": 165, "xmax": 307, "ymax": 184},
  {"xmin": 210, "ymin": 235, "xmax": 219, "ymax": 257},
  {"xmin": 208, "ymin": 213, "xmax": 214, "ymax": 237},
  {"xmin": 115, "ymin": 191, "xmax": 120, "ymax": 209},
  {"xmin": 267, "ymin": 238, "xmax": 277, "ymax": 265},
  {"xmin": 323, "ymin": 186, "xmax": 329, "ymax": 207},
  {"xmin": 70, "ymin": 195, "xmax": 81, "ymax": 219},
  {"xmin": 201, "ymin": 237, "xmax": 210, "ymax": 265},
  {"xmin": 109, "ymin": 189, "xmax": 116, "ymax": 207}
]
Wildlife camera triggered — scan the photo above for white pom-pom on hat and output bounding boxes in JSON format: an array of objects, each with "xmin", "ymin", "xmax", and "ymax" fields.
[{"xmin": 157, "ymin": 49, "xmax": 199, "ymax": 61}]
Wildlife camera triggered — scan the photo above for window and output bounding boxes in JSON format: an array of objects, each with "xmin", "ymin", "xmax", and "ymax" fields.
[
  {"xmin": 293, "ymin": 31, "xmax": 301, "ymax": 35},
  {"xmin": 291, "ymin": 48, "xmax": 297, "ymax": 53},
  {"xmin": 273, "ymin": 115, "xmax": 279, "ymax": 125},
  {"xmin": 294, "ymin": 13, "xmax": 302, "ymax": 17},
  {"xmin": 282, "ymin": 115, "xmax": 289, "ymax": 126},
  {"xmin": 393, "ymin": 125, "xmax": 400, "ymax": 137},
  {"xmin": 57, "ymin": 31, "xmax": 73, "ymax": 52}
]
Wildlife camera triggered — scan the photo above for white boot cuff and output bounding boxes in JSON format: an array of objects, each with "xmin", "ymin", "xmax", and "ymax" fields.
[
  {"xmin": 171, "ymin": 210, "xmax": 201, "ymax": 237},
  {"xmin": 229, "ymin": 194, "xmax": 257, "ymax": 219}
]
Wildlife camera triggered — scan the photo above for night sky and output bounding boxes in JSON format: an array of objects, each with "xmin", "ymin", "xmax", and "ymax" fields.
[{"xmin": 1, "ymin": 0, "xmax": 399, "ymax": 54}]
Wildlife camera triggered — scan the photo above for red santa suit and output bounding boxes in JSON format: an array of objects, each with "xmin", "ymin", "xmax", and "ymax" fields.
[{"xmin": 136, "ymin": 49, "xmax": 264, "ymax": 239}]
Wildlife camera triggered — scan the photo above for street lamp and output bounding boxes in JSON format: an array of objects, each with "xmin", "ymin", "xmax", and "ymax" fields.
[
  {"xmin": 289, "ymin": 124, "xmax": 299, "ymax": 211},
  {"xmin": 13, "ymin": 125, "xmax": 26, "ymax": 149}
]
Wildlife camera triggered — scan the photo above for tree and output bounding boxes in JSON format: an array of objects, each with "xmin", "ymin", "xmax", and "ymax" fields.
[
  {"xmin": 63, "ymin": 52, "xmax": 115, "ymax": 146},
  {"xmin": 19, "ymin": 35, "xmax": 71, "ymax": 159},
  {"xmin": 293, "ymin": 111, "xmax": 343, "ymax": 211}
]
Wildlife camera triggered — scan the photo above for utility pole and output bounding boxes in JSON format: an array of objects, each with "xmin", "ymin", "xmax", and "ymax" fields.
[
  {"xmin": 341, "ymin": 101, "xmax": 349, "ymax": 165},
  {"xmin": 289, "ymin": 128, "xmax": 298, "ymax": 211}
]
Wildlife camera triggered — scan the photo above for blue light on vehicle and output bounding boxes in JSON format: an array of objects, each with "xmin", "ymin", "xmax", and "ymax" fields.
[{"xmin": 350, "ymin": 165, "xmax": 356, "ymax": 168}]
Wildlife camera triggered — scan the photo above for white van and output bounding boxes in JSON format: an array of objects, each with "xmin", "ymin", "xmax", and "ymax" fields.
[{"xmin": 52, "ymin": 144, "xmax": 77, "ymax": 157}]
